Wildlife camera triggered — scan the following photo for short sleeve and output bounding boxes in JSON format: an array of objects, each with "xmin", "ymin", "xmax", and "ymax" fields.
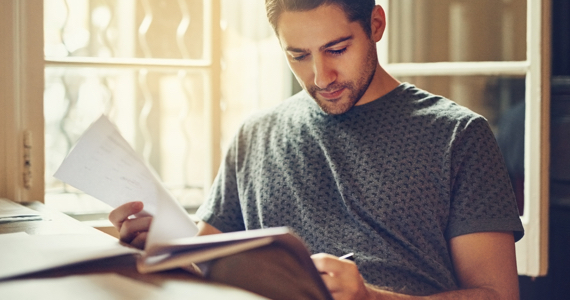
[
  {"xmin": 446, "ymin": 117, "xmax": 524, "ymax": 241},
  {"xmin": 195, "ymin": 134, "xmax": 246, "ymax": 233}
]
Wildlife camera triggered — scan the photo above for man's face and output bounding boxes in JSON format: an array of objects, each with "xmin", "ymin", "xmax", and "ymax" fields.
[{"xmin": 277, "ymin": 4, "xmax": 379, "ymax": 115}]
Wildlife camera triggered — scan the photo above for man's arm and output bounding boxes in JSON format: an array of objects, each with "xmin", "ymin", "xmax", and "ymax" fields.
[
  {"xmin": 196, "ymin": 219, "xmax": 223, "ymax": 235},
  {"xmin": 442, "ymin": 231, "xmax": 519, "ymax": 299},
  {"xmin": 312, "ymin": 231, "xmax": 519, "ymax": 300}
]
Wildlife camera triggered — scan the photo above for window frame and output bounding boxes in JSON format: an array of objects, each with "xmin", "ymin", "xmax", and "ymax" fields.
[
  {"xmin": 0, "ymin": 0, "xmax": 223, "ymax": 206},
  {"xmin": 43, "ymin": 0, "xmax": 222, "ymax": 199},
  {"xmin": 0, "ymin": 0, "xmax": 45, "ymax": 203},
  {"xmin": 377, "ymin": 0, "xmax": 551, "ymax": 276}
]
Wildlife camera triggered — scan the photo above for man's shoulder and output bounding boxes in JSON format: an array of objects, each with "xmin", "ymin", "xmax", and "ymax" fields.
[{"xmin": 400, "ymin": 83, "xmax": 486, "ymax": 124}]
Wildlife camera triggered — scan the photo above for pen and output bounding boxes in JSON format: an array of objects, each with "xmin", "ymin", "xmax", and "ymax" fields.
[{"xmin": 339, "ymin": 252, "xmax": 355, "ymax": 261}]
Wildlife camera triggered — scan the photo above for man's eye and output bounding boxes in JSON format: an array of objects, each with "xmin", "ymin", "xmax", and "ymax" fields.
[
  {"xmin": 328, "ymin": 48, "xmax": 347, "ymax": 56},
  {"xmin": 292, "ymin": 54, "xmax": 308, "ymax": 61}
]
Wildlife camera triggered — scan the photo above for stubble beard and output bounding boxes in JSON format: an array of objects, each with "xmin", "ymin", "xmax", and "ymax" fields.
[{"xmin": 307, "ymin": 40, "xmax": 378, "ymax": 115}]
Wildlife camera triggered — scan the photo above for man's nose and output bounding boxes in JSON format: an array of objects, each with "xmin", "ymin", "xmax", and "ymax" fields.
[{"xmin": 313, "ymin": 56, "xmax": 336, "ymax": 89}]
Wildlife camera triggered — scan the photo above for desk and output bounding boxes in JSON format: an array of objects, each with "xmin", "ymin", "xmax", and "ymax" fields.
[{"xmin": 0, "ymin": 202, "xmax": 266, "ymax": 299}]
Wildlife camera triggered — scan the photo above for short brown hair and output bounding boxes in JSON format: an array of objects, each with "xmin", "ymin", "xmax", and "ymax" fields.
[{"xmin": 265, "ymin": 0, "xmax": 376, "ymax": 37}]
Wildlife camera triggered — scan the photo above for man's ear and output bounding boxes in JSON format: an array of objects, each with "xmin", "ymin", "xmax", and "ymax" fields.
[{"xmin": 370, "ymin": 5, "xmax": 386, "ymax": 42}]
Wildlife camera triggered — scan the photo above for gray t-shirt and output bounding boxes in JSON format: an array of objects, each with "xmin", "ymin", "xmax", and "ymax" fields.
[{"xmin": 196, "ymin": 83, "xmax": 524, "ymax": 295}]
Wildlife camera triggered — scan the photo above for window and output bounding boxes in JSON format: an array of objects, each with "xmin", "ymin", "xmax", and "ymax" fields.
[
  {"xmin": 377, "ymin": 0, "xmax": 550, "ymax": 276},
  {"xmin": 41, "ymin": 0, "xmax": 290, "ymax": 214}
]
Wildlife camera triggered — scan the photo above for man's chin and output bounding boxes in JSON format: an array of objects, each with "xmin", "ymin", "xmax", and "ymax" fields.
[{"xmin": 315, "ymin": 98, "xmax": 354, "ymax": 115}]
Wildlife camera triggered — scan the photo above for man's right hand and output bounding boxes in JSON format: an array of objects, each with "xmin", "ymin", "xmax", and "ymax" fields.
[{"xmin": 108, "ymin": 201, "xmax": 152, "ymax": 250}]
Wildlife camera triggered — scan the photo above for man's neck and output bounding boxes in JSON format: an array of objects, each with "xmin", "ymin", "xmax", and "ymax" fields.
[{"xmin": 355, "ymin": 64, "xmax": 401, "ymax": 106}]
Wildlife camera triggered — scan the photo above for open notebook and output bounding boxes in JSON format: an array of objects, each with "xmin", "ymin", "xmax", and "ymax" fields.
[{"xmin": 54, "ymin": 115, "xmax": 332, "ymax": 300}]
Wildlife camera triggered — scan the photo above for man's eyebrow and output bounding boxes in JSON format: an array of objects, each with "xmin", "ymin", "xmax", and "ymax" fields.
[
  {"xmin": 285, "ymin": 35, "xmax": 354, "ymax": 53},
  {"xmin": 285, "ymin": 46, "xmax": 308, "ymax": 53},
  {"xmin": 319, "ymin": 35, "xmax": 353, "ymax": 51}
]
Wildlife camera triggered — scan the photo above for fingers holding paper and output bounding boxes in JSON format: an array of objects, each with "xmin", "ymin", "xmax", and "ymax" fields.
[
  {"xmin": 120, "ymin": 216, "xmax": 151, "ymax": 250},
  {"xmin": 109, "ymin": 201, "xmax": 152, "ymax": 249},
  {"xmin": 312, "ymin": 253, "xmax": 370, "ymax": 300}
]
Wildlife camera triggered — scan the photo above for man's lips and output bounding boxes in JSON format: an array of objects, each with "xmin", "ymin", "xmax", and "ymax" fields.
[{"xmin": 318, "ymin": 88, "xmax": 345, "ymax": 100}]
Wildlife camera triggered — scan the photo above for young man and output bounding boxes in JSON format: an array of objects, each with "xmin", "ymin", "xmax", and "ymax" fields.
[{"xmin": 110, "ymin": 0, "xmax": 524, "ymax": 299}]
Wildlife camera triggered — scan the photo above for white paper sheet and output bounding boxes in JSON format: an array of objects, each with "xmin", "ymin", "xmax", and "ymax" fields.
[
  {"xmin": 54, "ymin": 115, "xmax": 199, "ymax": 249},
  {"xmin": 0, "ymin": 198, "xmax": 42, "ymax": 223},
  {"xmin": 0, "ymin": 232, "xmax": 140, "ymax": 280}
]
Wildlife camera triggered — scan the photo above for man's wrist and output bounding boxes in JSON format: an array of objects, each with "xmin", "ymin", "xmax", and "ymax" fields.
[{"xmin": 365, "ymin": 283, "xmax": 419, "ymax": 300}]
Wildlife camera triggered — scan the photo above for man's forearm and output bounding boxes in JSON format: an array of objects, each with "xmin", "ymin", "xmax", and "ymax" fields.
[{"xmin": 366, "ymin": 284, "xmax": 511, "ymax": 300}]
